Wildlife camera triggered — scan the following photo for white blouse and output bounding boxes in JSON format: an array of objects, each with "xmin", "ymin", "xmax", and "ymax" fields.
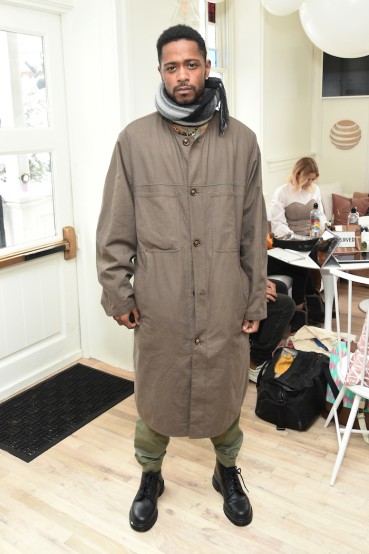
[{"xmin": 270, "ymin": 183, "xmax": 327, "ymax": 236}]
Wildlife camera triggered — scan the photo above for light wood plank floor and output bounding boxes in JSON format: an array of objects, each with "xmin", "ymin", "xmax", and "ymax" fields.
[{"xmin": 0, "ymin": 283, "xmax": 369, "ymax": 553}]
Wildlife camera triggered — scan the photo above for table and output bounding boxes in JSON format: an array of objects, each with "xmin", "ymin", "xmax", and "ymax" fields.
[
  {"xmin": 268, "ymin": 248, "xmax": 369, "ymax": 331},
  {"xmin": 359, "ymin": 299, "xmax": 369, "ymax": 313}
]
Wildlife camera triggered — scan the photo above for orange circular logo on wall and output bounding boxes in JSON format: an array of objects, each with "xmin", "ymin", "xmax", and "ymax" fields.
[{"xmin": 330, "ymin": 120, "xmax": 361, "ymax": 150}]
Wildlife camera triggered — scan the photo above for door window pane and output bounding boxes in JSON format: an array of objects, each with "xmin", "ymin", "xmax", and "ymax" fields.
[
  {"xmin": 0, "ymin": 152, "xmax": 55, "ymax": 248},
  {"xmin": 0, "ymin": 31, "xmax": 48, "ymax": 128}
]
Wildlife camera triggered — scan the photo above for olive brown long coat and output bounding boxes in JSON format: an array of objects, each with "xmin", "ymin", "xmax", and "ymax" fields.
[{"xmin": 96, "ymin": 112, "xmax": 267, "ymax": 439}]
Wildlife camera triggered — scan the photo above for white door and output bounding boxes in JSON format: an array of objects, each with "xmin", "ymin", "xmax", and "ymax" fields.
[{"xmin": 0, "ymin": 4, "xmax": 81, "ymax": 399}]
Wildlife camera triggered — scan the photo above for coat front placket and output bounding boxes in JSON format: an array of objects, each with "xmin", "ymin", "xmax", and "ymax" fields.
[{"xmin": 172, "ymin": 130, "xmax": 209, "ymax": 436}]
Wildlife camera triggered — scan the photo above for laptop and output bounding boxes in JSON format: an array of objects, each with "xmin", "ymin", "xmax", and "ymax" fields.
[
  {"xmin": 334, "ymin": 250, "xmax": 369, "ymax": 264},
  {"xmin": 308, "ymin": 230, "xmax": 342, "ymax": 268},
  {"xmin": 268, "ymin": 247, "xmax": 306, "ymax": 264}
]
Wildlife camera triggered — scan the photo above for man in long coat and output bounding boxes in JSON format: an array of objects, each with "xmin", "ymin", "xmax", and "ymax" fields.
[{"xmin": 96, "ymin": 24, "xmax": 267, "ymax": 532}]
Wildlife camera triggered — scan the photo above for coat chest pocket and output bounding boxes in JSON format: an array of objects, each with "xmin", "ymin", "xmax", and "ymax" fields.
[
  {"xmin": 135, "ymin": 192, "xmax": 179, "ymax": 252},
  {"xmin": 211, "ymin": 192, "xmax": 242, "ymax": 252}
]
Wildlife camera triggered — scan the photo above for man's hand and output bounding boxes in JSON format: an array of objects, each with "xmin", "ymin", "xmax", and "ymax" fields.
[
  {"xmin": 242, "ymin": 320, "xmax": 260, "ymax": 334},
  {"xmin": 266, "ymin": 279, "xmax": 277, "ymax": 303},
  {"xmin": 113, "ymin": 307, "xmax": 140, "ymax": 329},
  {"xmin": 242, "ymin": 280, "xmax": 275, "ymax": 333}
]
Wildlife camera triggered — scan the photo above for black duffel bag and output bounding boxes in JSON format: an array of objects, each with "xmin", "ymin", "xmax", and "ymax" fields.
[{"xmin": 255, "ymin": 347, "xmax": 331, "ymax": 431}]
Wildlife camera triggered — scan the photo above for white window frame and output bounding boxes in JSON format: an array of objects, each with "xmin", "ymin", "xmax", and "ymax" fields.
[
  {"xmin": 198, "ymin": 0, "xmax": 234, "ymax": 113},
  {"xmin": 0, "ymin": 2, "xmax": 74, "ymax": 254},
  {"xmin": 0, "ymin": 0, "xmax": 73, "ymax": 14}
]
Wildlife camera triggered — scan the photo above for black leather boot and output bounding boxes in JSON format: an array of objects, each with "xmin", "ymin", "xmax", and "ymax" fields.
[
  {"xmin": 305, "ymin": 292, "xmax": 325, "ymax": 324},
  {"xmin": 129, "ymin": 471, "xmax": 164, "ymax": 532},
  {"xmin": 290, "ymin": 308, "xmax": 308, "ymax": 333},
  {"xmin": 212, "ymin": 459, "xmax": 253, "ymax": 526}
]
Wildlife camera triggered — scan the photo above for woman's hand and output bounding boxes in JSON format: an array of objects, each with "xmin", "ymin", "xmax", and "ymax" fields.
[{"xmin": 266, "ymin": 280, "xmax": 277, "ymax": 303}]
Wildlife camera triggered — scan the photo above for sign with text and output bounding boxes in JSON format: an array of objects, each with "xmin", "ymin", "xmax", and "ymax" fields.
[{"xmin": 333, "ymin": 231, "xmax": 355, "ymax": 247}]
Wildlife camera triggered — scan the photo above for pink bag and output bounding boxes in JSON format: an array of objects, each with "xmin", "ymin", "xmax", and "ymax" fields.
[
  {"xmin": 323, "ymin": 342, "xmax": 369, "ymax": 428},
  {"xmin": 345, "ymin": 319, "xmax": 369, "ymax": 387}
]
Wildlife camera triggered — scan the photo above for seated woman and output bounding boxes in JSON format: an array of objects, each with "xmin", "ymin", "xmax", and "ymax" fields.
[{"xmin": 268, "ymin": 157, "xmax": 327, "ymax": 323}]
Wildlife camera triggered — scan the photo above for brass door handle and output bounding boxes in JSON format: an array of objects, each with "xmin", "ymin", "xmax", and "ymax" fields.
[{"xmin": 63, "ymin": 226, "xmax": 77, "ymax": 260}]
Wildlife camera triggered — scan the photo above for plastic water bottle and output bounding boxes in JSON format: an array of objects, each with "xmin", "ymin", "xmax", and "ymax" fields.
[
  {"xmin": 347, "ymin": 206, "xmax": 359, "ymax": 225},
  {"xmin": 310, "ymin": 202, "xmax": 320, "ymax": 238}
]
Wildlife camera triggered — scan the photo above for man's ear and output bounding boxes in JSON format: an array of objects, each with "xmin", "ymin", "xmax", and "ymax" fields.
[
  {"xmin": 205, "ymin": 59, "xmax": 211, "ymax": 79},
  {"xmin": 158, "ymin": 66, "xmax": 163, "ymax": 80}
]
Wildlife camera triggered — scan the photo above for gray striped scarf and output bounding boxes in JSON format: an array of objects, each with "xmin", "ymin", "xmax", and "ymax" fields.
[{"xmin": 155, "ymin": 77, "xmax": 229, "ymax": 135}]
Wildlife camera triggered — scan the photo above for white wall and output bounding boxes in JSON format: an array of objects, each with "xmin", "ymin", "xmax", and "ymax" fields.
[
  {"xmin": 261, "ymin": 10, "xmax": 315, "ymax": 206},
  {"xmin": 318, "ymin": 97, "xmax": 369, "ymax": 194},
  {"xmin": 63, "ymin": 0, "xmax": 269, "ymax": 372},
  {"xmin": 258, "ymin": 10, "xmax": 369, "ymax": 198},
  {"xmin": 2, "ymin": 0, "xmax": 368, "ymax": 383},
  {"xmin": 232, "ymin": 0, "xmax": 263, "ymax": 141},
  {"xmin": 309, "ymin": 45, "xmax": 369, "ymax": 193},
  {"xmin": 62, "ymin": 0, "xmax": 369, "ymax": 374},
  {"xmin": 120, "ymin": 0, "xmax": 174, "ymax": 121},
  {"xmin": 232, "ymin": 6, "xmax": 317, "ymax": 207},
  {"xmin": 62, "ymin": 0, "xmax": 174, "ymax": 372},
  {"xmin": 63, "ymin": 0, "xmax": 314, "ymax": 371}
]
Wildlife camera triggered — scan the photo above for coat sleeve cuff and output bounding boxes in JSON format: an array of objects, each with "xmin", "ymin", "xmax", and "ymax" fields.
[
  {"xmin": 101, "ymin": 293, "xmax": 136, "ymax": 318},
  {"xmin": 243, "ymin": 310, "xmax": 267, "ymax": 322}
]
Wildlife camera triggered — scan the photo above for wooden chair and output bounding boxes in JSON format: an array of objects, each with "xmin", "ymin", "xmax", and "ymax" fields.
[{"xmin": 324, "ymin": 267, "xmax": 369, "ymax": 486}]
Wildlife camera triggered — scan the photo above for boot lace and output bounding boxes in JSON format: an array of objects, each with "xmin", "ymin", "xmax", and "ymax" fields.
[
  {"xmin": 138, "ymin": 472, "xmax": 161, "ymax": 501},
  {"xmin": 225, "ymin": 466, "xmax": 249, "ymax": 494}
]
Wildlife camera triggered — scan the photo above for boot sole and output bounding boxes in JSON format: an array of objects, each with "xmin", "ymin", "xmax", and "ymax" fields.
[
  {"xmin": 129, "ymin": 481, "xmax": 165, "ymax": 532},
  {"xmin": 212, "ymin": 475, "xmax": 253, "ymax": 527}
]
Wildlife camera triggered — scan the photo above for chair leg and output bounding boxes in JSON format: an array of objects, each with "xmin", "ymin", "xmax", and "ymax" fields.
[
  {"xmin": 324, "ymin": 385, "xmax": 347, "ymax": 427},
  {"xmin": 329, "ymin": 394, "xmax": 361, "ymax": 486}
]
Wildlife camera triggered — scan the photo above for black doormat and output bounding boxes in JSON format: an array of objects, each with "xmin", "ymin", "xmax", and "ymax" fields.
[{"xmin": 0, "ymin": 363, "xmax": 134, "ymax": 462}]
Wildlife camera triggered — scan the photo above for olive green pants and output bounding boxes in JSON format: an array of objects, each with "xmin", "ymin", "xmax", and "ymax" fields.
[{"xmin": 134, "ymin": 415, "xmax": 243, "ymax": 473}]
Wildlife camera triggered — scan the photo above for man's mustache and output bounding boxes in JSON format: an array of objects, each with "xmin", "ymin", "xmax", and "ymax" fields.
[{"xmin": 174, "ymin": 84, "xmax": 195, "ymax": 92}]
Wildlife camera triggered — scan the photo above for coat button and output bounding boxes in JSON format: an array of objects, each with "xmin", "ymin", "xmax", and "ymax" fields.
[
  {"xmin": 193, "ymin": 239, "xmax": 201, "ymax": 247},
  {"xmin": 183, "ymin": 138, "xmax": 190, "ymax": 146},
  {"xmin": 190, "ymin": 188, "xmax": 197, "ymax": 196},
  {"xmin": 194, "ymin": 337, "xmax": 202, "ymax": 345}
]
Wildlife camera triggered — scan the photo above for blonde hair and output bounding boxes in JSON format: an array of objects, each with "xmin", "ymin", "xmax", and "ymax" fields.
[{"xmin": 288, "ymin": 157, "xmax": 319, "ymax": 192}]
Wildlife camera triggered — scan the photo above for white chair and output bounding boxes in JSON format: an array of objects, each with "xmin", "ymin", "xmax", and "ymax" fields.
[
  {"xmin": 324, "ymin": 267, "xmax": 369, "ymax": 486},
  {"xmin": 268, "ymin": 274, "xmax": 293, "ymax": 297}
]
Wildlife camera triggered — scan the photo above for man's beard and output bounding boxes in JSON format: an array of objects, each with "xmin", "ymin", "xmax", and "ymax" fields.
[{"xmin": 169, "ymin": 85, "xmax": 204, "ymax": 106}]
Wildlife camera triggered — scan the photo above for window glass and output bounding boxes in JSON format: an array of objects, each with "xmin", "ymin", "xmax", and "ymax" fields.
[
  {"xmin": 199, "ymin": 1, "xmax": 227, "ymax": 81},
  {"xmin": 0, "ymin": 31, "xmax": 48, "ymax": 128},
  {"xmin": 0, "ymin": 152, "xmax": 55, "ymax": 248}
]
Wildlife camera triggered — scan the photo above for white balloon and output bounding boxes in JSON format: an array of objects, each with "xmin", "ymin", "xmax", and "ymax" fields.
[
  {"xmin": 300, "ymin": 0, "xmax": 369, "ymax": 58},
  {"xmin": 262, "ymin": 0, "xmax": 303, "ymax": 16}
]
